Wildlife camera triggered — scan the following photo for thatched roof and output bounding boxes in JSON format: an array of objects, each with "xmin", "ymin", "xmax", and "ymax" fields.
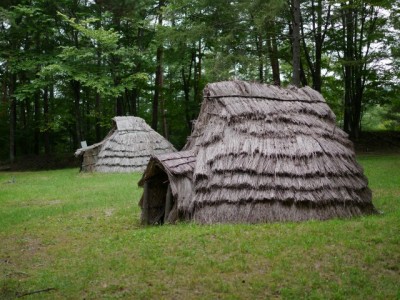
[
  {"xmin": 139, "ymin": 150, "xmax": 196, "ymax": 181},
  {"xmin": 140, "ymin": 81, "xmax": 376, "ymax": 224},
  {"xmin": 75, "ymin": 116, "xmax": 176, "ymax": 173}
]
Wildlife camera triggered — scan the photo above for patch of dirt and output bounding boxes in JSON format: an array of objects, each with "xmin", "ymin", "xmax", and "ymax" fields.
[{"xmin": 104, "ymin": 209, "xmax": 115, "ymax": 217}]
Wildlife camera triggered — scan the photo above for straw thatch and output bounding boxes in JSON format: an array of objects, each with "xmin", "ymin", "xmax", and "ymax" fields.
[
  {"xmin": 75, "ymin": 116, "xmax": 176, "ymax": 173},
  {"xmin": 139, "ymin": 81, "xmax": 376, "ymax": 224}
]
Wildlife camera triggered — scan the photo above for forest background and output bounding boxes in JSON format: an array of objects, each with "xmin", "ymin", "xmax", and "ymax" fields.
[{"xmin": 0, "ymin": 0, "xmax": 399, "ymax": 163}]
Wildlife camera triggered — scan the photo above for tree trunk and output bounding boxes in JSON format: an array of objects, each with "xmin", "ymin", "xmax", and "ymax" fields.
[
  {"xmin": 84, "ymin": 89, "xmax": 90, "ymax": 139},
  {"xmin": 116, "ymin": 94, "xmax": 124, "ymax": 116},
  {"xmin": 152, "ymin": 45, "xmax": 163, "ymax": 131},
  {"xmin": 300, "ymin": 60, "xmax": 308, "ymax": 87},
  {"xmin": 313, "ymin": 0, "xmax": 324, "ymax": 92},
  {"xmin": 266, "ymin": 21, "xmax": 281, "ymax": 86},
  {"xmin": 182, "ymin": 50, "xmax": 194, "ymax": 132},
  {"xmin": 160, "ymin": 72, "xmax": 168, "ymax": 138},
  {"xmin": 152, "ymin": 0, "xmax": 164, "ymax": 131},
  {"xmin": 72, "ymin": 80, "xmax": 82, "ymax": 146},
  {"xmin": 342, "ymin": 1, "xmax": 355, "ymax": 137},
  {"xmin": 160, "ymin": 89, "xmax": 168, "ymax": 139},
  {"xmin": 19, "ymin": 101, "xmax": 28, "ymax": 155},
  {"xmin": 194, "ymin": 40, "xmax": 203, "ymax": 103},
  {"xmin": 291, "ymin": 0, "xmax": 301, "ymax": 87},
  {"xmin": 300, "ymin": 0, "xmax": 330, "ymax": 92},
  {"xmin": 131, "ymin": 88, "xmax": 138, "ymax": 116},
  {"xmin": 1, "ymin": 70, "xmax": 7, "ymax": 119},
  {"xmin": 256, "ymin": 32, "xmax": 264, "ymax": 83},
  {"xmin": 95, "ymin": 91, "xmax": 101, "ymax": 142},
  {"xmin": 43, "ymin": 87, "xmax": 50, "ymax": 154},
  {"xmin": 9, "ymin": 74, "xmax": 16, "ymax": 163}
]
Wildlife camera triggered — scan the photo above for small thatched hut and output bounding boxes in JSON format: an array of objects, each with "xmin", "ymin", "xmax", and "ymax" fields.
[
  {"xmin": 75, "ymin": 116, "xmax": 176, "ymax": 173},
  {"xmin": 139, "ymin": 81, "xmax": 376, "ymax": 224}
]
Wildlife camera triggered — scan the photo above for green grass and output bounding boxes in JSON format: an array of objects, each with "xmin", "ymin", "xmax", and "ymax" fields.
[{"xmin": 0, "ymin": 155, "xmax": 399, "ymax": 299}]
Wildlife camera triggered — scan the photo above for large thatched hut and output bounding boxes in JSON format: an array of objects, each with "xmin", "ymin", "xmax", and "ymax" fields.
[
  {"xmin": 75, "ymin": 116, "xmax": 176, "ymax": 173},
  {"xmin": 139, "ymin": 81, "xmax": 376, "ymax": 224}
]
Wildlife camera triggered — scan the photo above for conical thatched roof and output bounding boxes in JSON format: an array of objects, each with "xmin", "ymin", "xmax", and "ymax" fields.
[
  {"xmin": 75, "ymin": 116, "xmax": 176, "ymax": 173},
  {"xmin": 139, "ymin": 81, "xmax": 376, "ymax": 224}
]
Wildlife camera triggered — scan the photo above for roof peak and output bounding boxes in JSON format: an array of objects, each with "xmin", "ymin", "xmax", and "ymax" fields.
[
  {"xmin": 112, "ymin": 116, "xmax": 150, "ymax": 131},
  {"xmin": 204, "ymin": 80, "xmax": 325, "ymax": 103}
]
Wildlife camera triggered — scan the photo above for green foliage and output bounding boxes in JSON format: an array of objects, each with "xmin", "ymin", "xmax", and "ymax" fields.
[
  {"xmin": 361, "ymin": 105, "xmax": 388, "ymax": 131},
  {"xmin": 0, "ymin": 0, "xmax": 398, "ymax": 160},
  {"xmin": 383, "ymin": 98, "xmax": 400, "ymax": 130},
  {"xmin": 53, "ymin": 12, "xmax": 147, "ymax": 97}
]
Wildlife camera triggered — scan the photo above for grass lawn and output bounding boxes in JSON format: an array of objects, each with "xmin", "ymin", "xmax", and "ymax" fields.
[{"xmin": 0, "ymin": 155, "xmax": 399, "ymax": 299}]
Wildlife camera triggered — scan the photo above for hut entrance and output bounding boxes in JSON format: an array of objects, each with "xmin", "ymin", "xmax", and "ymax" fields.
[{"xmin": 141, "ymin": 166, "xmax": 174, "ymax": 225}]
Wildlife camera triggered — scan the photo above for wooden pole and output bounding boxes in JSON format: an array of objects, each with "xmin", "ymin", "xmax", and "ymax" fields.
[
  {"xmin": 164, "ymin": 184, "xmax": 172, "ymax": 224},
  {"xmin": 142, "ymin": 181, "xmax": 149, "ymax": 225},
  {"xmin": 291, "ymin": 0, "xmax": 301, "ymax": 87}
]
